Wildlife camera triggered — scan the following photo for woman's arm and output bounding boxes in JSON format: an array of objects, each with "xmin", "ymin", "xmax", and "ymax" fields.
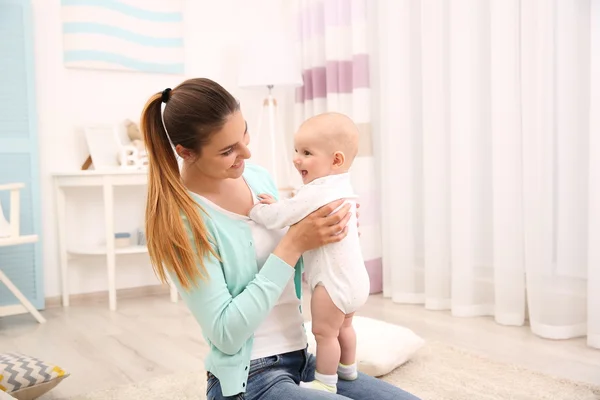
[
  {"xmin": 175, "ymin": 197, "xmax": 351, "ymax": 355},
  {"xmin": 174, "ymin": 243, "xmax": 296, "ymax": 356}
]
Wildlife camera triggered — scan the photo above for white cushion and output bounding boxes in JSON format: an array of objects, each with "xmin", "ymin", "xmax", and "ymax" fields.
[{"xmin": 304, "ymin": 316, "xmax": 425, "ymax": 377}]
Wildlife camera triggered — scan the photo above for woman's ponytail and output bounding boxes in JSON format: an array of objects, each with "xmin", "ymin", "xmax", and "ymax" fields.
[{"xmin": 141, "ymin": 92, "xmax": 215, "ymax": 290}]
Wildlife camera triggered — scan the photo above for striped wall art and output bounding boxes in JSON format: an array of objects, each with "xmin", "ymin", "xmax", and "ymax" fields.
[{"xmin": 61, "ymin": 0, "xmax": 184, "ymax": 74}]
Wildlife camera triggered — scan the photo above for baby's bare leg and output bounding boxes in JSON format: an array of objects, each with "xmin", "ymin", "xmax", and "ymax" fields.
[
  {"xmin": 337, "ymin": 313, "xmax": 358, "ymax": 380},
  {"xmin": 339, "ymin": 312, "xmax": 356, "ymax": 365},
  {"xmin": 299, "ymin": 284, "xmax": 344, "ymax": 393},
  {"xmin": 311, "ymin": 285, "xmax": 345, "ymax": 375}
]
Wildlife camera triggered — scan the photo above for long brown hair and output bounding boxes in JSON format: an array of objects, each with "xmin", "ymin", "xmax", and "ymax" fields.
[{"xmin": 140, "ymin": 78, "xmax": 240, "ymax": 290}]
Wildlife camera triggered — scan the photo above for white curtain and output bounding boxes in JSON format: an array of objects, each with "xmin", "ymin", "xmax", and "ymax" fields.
[{"xmin": 375, "ymin": 0, "xmax": 600, "ymax": 348}]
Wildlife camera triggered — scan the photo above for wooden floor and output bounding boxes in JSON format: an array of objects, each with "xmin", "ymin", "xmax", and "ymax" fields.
[{"xmin": 0, "ymin": 290, "xmax": 599, "ymax": 399}]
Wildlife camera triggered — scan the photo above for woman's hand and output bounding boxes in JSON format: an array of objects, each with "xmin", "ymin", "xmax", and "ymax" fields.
[
  {"xmin": 286, "ymin": 199, "xmax": 352, "ymax": 254},
  {"xmin": 272, "ymin": 199, "xmax": 354, "ymax": 267}
]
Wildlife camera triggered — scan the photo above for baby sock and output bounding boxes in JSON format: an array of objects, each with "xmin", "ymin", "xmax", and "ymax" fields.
[
  {"xmin": 337, "ymin": 362, "xmax": 358, "ymax": 380},
  {"xmin": 299, "ymin": 371, "xmax": 338, "ymax": 393}
]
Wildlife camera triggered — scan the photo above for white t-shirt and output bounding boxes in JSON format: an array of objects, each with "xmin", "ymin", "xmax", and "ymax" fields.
[{"xmin": 194, "ymin": 189, "xmax": 307, "ymax": 360}]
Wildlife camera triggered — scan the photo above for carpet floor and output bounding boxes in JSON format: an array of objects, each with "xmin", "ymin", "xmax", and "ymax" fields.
[{"xmin": 67, "ymin": 341, "xmax": 600, "ymax": 400}]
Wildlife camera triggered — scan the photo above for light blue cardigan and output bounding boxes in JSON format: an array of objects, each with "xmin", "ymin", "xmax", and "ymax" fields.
[{"xmin": 170, "ymin": 163, "xmax": 304, "ymax": 397}]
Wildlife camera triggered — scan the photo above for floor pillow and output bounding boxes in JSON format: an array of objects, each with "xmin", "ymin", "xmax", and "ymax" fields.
[
  {"xmin": 304, "ymin": 315, "xmax": 425, "ymax": 377},
  {"xmin": 0, "ymin": 353, "xmax": 69, "ymax": 400}
]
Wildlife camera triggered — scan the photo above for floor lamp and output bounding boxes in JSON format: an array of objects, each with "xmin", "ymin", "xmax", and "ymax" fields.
[{"xmin": 238, "ymin": 33, "xmax": 303, "ymax": 196}]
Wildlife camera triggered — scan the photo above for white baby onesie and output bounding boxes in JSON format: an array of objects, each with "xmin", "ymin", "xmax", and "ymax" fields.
[{"xmin": 249, "ymin": 173, "xmax": 370, "ymax": 315}]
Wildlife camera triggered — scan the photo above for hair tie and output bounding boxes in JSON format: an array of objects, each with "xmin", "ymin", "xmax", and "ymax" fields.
[{"xmin": 161, "ymin": 88, "xmax": 172, "ymax": 104}]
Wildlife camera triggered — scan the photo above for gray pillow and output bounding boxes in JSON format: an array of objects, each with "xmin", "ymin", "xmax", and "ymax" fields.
[{"xmin": 0, "ymin": 353, "xmax": 69, "ymax": 400}]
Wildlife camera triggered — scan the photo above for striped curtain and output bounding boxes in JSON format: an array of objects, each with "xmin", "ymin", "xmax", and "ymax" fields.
[{"xmin": 294, "ymin": 0, "xmax": 382, "ymax": 293}]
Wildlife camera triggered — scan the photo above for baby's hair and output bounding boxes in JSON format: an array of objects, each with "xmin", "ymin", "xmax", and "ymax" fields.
[{"xmin": 302, "ymin": 112, "xmax": 360, "ymax": 164}]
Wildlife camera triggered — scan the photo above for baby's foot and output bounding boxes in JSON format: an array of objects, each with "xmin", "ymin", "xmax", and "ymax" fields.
[
  {"xmin": 299, "ymin": 371, "xmax": 337, "ymax": 393},
  {"xmin": 337, "ymin": 362, "xmax": 358, "ymax": 380},
  {"xmin": 299, "ymin": 379, "xmax": 337, "ymax": 393}
]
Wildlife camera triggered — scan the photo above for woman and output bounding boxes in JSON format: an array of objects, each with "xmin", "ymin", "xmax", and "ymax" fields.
[{"xmin": 141, "ymin": 78, "xmax": 420, "ymax": 400}]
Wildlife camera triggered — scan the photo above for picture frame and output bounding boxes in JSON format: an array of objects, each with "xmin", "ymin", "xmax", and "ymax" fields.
[{"xmin": 83, "ymin": 124, "xmax": 122, "ymax": 170}]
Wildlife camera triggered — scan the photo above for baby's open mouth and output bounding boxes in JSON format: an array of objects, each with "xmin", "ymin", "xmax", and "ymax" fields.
[{"xmin": 301, "ymin": 170, "xmax": 308, "ymax": 177}]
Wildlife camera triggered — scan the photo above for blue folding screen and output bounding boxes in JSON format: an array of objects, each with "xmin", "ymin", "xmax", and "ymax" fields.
[{"xmin": 0, "ymin": 0, "xmax": 44, "ymax": 309}]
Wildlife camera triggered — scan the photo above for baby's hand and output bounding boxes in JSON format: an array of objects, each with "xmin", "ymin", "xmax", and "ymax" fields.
[{"xmin": 257, "ymin": 193, "xmax": 276, "ymax": 205}]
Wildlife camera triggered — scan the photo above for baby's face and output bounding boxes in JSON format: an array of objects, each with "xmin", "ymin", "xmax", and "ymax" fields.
[{"xmin": 293, "ymin": 129, "xmax": 334, "ymax": 184}]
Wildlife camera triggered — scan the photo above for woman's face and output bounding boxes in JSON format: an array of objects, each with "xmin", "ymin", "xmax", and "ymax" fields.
[{"xmin": 178, "ymin": 110, "xmax": 251, "ymax": 180}]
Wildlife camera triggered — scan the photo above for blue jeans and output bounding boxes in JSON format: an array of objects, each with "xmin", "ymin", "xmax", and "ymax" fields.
[{"xmin": 206, "ymin": 349, "xmax": 421, "ymax": 400}]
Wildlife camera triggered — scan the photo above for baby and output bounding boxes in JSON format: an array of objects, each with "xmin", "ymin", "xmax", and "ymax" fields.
[{"xmin": 249, "ymin": 112, "xmax": 370, "ymax": 393}]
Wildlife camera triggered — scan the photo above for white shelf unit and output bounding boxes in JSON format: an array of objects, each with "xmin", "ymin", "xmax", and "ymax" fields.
[
  {"xmin": 52, "ymin": 169, "xmax": 178, "ymax": 311},
  {"xmin": 68, "ymin": 245, "xmax": 149, "ymax": 256}
]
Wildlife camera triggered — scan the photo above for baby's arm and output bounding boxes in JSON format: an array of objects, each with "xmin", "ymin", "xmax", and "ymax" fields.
[{"xmin": 249, "ymin": 186, "xmax": 327, "ymax": 230}]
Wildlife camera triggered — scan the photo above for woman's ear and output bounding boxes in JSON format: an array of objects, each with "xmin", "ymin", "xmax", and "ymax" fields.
[
  {"xmin": 175, "ymin": 144, "xmax": 194, "ymax": 161},
  {"xmin": 332, "ymin": 151, "xmax": 346, "ymax": 168}
]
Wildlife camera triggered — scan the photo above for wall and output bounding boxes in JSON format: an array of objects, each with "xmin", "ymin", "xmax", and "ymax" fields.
[{"xmin": 32, "ymin": 0, "xmax": 296, "ymax": 298}]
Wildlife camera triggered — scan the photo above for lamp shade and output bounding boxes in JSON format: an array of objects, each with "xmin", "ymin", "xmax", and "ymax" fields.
[{"xmin": 238, "ymin": 32, "xmax": 303, "ymax": 88}]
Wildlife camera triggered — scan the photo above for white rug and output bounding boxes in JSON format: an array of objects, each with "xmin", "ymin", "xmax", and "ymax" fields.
[{"xmin": 68, "ymin": 341, "xmax": 600, "ymax": 400}]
